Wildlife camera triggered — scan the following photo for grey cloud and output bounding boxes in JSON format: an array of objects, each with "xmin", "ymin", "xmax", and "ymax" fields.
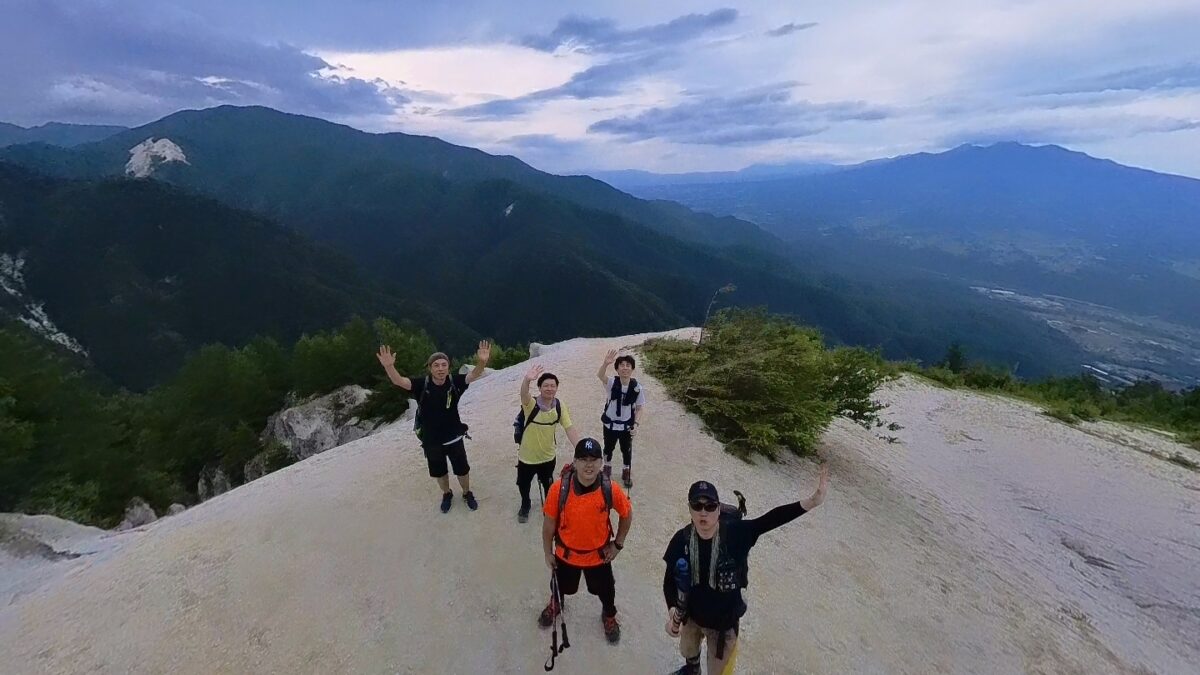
[
  {"xmin": 446, "ymin": 53, "xmax": 669, "ymax": 120},
  {"xmin": 943, "ymin": 116, "xmax": 1200, "ymax": 146},
  {"xmin": 1045, "ymin": 62, "xmax": 1200, "ymax": 95},
  {"xmin": 766, "ymin": 22, "xmax": 818, "ymax": 38},
  {"xmin": 504, "ymin": 134, "xmax": 586, "ymax": 152},
  {"xmin": 0, "ymin": 0, "xmax": 410, "ymax": 126},
  {"xmin": 522, "ymin": 9, "xmax": 738, "ymax": 53},
  {"xmin": 587, "ymin": 84, "xmax": 890, "ymax": 145}
]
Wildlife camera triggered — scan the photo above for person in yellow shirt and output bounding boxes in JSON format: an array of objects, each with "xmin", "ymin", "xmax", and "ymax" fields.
[{"xmin": 517, "ymin": 364, "xmax": 582, "ymax": 522}]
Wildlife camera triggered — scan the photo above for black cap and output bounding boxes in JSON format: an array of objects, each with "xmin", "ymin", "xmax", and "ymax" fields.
[
  {"xmin": 687, "ymin": 480, "xmax": 719, "ymax": 503},
  {"xmin": 574, "ymin": 437, "xmax": 603, "ymax": 459}
]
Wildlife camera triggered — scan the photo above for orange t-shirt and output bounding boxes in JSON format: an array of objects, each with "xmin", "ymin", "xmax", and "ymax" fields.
[{"xmin": 544, "ymin": 478, "xmax": 632, "ymax": 567}]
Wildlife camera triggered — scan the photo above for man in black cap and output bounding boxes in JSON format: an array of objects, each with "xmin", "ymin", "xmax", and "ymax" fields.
[
  {"xmin": 661, "ymin": 465, "xmax": 829, "ymax": 674},
  {"xmin": 540, "ymin": 437, "xmax": 633, "ymax": 643}
]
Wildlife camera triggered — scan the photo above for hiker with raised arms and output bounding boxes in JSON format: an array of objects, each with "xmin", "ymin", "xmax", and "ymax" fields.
[
  {"xmin": 515, "ymin": 364, "xmax": 581, "ymax": 523},
  {"xmin": 540, "ymin": 437, "xmax": 633, "ymax": 645},
  {"xmin": 376, "ymin": 341, "xmax": 491, "ymax": 513},
  {"xmin": 596, "ymin": 348, "xmax": 646, "ymax": 488},
  {"xmin": 662, "ymin": 465, "xmax": 829, "ymax": 674}
]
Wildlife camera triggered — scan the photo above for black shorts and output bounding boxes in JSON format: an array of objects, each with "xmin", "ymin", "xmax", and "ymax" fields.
[
  {"xmin": 516, "ymin": 459, "xmax": 557, "ymax": 493},
  {"xmin": 554, "ymin": 560, "xmax": 616, "ymax": 598},
  {"xmin": 423, "ymin": 439, "xmax": 470, "ymax": 478}
]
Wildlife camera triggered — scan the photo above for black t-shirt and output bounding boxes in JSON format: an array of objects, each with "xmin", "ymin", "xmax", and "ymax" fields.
[
  {"xmin": 661, "ymin": 501, "xmax": 807, "ymax": 630},
  {"xmin": 410, "ymin": 374, "xmax": 470, "ymax": 445}
]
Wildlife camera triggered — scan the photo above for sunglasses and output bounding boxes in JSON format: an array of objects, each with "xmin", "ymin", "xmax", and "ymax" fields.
[{"xmin": 689, "ymin": 501, "xmax": 719, "ymax": 512}]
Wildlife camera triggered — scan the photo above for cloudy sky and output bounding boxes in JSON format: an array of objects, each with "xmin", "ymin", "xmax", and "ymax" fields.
[{"xmin": 4, "ymin": 0, "xmax": 1200, "ymax": 176}]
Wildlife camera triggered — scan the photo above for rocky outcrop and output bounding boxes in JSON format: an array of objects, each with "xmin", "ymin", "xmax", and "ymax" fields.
[
  {"xmin": 167, "ymin": 504, "xmax": 187, "ymax": 516},
  {"xmin": 529, "ymin": 342, "xmax": 547, "ymax": 357},
  {"xmin": 458, "ymin": 364, "xmax": 496, "ymax": 376},
  {"xmin": 261, "ymin": 385, "xmax": 380, "ymax": 462},
  {"xmin": 116, "ymin": 498, "xmax": 157, "ymax": 531},
  {"xmin": 197, "ymin": 466, "xmax": 232, "ymax": 502},
  {"xmin": 243, "ymin": 451, "xmax": 272, "ymax": 483}
]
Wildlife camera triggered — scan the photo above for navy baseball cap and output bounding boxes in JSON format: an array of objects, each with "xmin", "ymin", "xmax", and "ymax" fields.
[
  {"xmin": 574, "ymin": 437, "xmax": 603, "ymax": 459},
  {"xmin": 687, "ymin": 480, "xmax": 719, "ymax": 503}
]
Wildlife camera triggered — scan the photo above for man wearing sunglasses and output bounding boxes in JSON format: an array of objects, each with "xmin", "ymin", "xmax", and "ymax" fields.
[{"xmin": 662, "ymin": 465, "xmax": 829, "ymax": 674}]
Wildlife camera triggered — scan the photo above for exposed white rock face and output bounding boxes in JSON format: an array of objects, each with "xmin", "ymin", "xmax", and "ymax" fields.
[
  {"xmin": 125, "ymin": 138, "xmax": 189, "ymax": 178},
  {"xmin": 457, "ymin": 364, "xmax": 495, "ymax": 376},
  {"xmin": 261, "ymin": 385, "xmax": 381, "ymax": 461},
  {"xmin": 167, "ymin": 504, "xmax": 187, "ymax": 516},
  {"xmin": 115, "ymin": 498, "xmax": 157, "ymax": 531},
  {"xmin": 0, "ymin": 252, "xmax": 87, "ymax": 355},
  {"xmin": 529, "ymin": 342, "xmax": 547, "ymax": 357},
  {"xmin": 0, "ymin": 252, "xmax": 26, "ymax": 297}
]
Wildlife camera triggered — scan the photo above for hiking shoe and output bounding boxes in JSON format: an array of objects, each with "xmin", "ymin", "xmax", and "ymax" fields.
[
  {"xmin": 463, "ymin": 492, "xmax": 478, "ymax": 511},
  {"xmin": 517, "ymin": 505, "xmax": 530, "ymax": 523},
  {"xmin": 538, "ymin": 599, "xmax": 560, "ymax": 628},
  {"xmin": 440, "ymin": 492, "xmax": 453, "ymax": 513},
  {"xmin": 671, "ymin": 663, "xmax": 701, "ymax": 675},
  {"xmin": 621, "ymin": 467, "xmax": 632, "ymax": 489},
  {"xmin": 602, "ymin": 613, "xmax": 621, "ymax": 643}
]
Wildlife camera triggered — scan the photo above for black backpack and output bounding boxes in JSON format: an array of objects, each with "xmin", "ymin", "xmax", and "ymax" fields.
[
  {"xmin": 600, "ymin": 377, "xmax": 640, "ymax": 427},
  {"xmin": 720, "ymin": 490, "xmax": 747, "ymax": 524},
  {"xmin": 514, "ymin": 399, "xmax": 562, "ymax": 444},
  {"xmin": 413, "ymin": 376, "xmax": 462, "ymax": 441}
]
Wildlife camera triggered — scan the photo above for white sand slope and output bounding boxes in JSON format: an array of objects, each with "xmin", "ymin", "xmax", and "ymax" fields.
[{"xmin": 2, "ymin": 329, "xmax": 1197, "ymax": 674}]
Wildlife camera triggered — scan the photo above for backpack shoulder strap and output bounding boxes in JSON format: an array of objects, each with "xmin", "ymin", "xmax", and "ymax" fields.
[
  {"xmin": 556, "ymin": 468, "xmax": 573, "ymax": 520},
  {"xmin": 522, "ymin": 401, "xmax": 541, "ymax": 430},
  {"xmin": 600, "ymin": 473, "xmax": 613, "ymax": 512}
]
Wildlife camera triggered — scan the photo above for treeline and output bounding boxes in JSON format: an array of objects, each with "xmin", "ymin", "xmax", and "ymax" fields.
[
  {"xmin": 911, "ymin": 344, "xmax": 1200, "ymax": 454},
  {"xmin": 0, "ymin": 317, "xmax": 525, "ymax": 527}
]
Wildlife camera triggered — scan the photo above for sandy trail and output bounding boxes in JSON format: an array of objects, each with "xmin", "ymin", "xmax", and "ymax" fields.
[{"xmin": 1, "ymin": 330, "xmax": 1197, "ymax": 674}]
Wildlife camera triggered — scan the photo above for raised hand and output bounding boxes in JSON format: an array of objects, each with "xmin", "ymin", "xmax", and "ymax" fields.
[
  {"xmin": 476, "ymin": 340, "xmax": 492, "ymax": 365},
  {"xmin": 807, "ymin": 464, "xmax": 830, "ymax": 509},
  {"xmin": 525, "ymin": 364, "xmax": 544, "ymax": 382},
  {"xmin": 376, "ymin": 345, "xmax": 396, "ymax": 368},
  {"xmin": 603, "ymin": 348, "xmax": 618, "ymax": 366}
]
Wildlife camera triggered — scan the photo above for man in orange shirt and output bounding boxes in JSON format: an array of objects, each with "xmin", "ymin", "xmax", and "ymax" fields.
[{"xmin": 540, "ymin": 437, "xmax": 633, "ymax": 644}]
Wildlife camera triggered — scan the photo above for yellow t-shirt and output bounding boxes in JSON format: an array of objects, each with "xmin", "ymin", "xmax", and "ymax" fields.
[{"xmin": 518, "ymin": 398, "xmax": 573, "ymax": 464}]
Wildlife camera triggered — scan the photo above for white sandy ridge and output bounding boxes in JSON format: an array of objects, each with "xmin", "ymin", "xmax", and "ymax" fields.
[{"xmin": 2, "ymin": 330, "xmax": 1197, "ymax": 674}]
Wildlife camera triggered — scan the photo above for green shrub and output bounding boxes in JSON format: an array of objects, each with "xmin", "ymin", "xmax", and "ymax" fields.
[
  {"xmin": 1042, "ymin": 403, "xmax": 1081, "ymax": 425},
  {"xmin": 961, "ymin": 363, "xmax": 1015, "ymax": 390},
  {"xmin": 920, "ymin": 366, "xmax": 963, "ymax": 387},
  {"xmin": 643, "ymin": 308, "xmax": 890, "ymax": 459}
]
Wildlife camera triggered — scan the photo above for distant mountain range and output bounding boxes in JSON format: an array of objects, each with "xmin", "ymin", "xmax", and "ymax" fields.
[
  {"xmin": 0, "ymin": 122, "xmax": 126, "ymax": 148},
  {"xmin": 0, "ymin": 107, "xmax": 1110, "ymax": 387},
  {"xmin": 590, "ymin": 160, "xmax": 838, "ymax": 189},
  {"xmin": 0, "ymin": 162, "xmax": 476, "ymax": 389},
  {"xmin": 613, "ymin": 142, "xmax": 1200, "ymax": 385}
]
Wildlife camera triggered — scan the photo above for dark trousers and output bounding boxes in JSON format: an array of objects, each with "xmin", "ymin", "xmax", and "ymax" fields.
[
  {"xmin": 554, "ymin": 560, "xmax": 617, "ymax": 617},
  {"xmin": 602, "ymin": 426, "xmax": 633, "ymax": 467},
  {"xmin": 516, "ymin": 459, "xmax": 556, "ymax": 510}
]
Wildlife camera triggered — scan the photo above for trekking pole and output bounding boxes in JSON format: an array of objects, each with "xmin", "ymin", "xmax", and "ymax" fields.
[{"xmin": 543, "ymin": 478, "xmax": 569, "ymax": 671}]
